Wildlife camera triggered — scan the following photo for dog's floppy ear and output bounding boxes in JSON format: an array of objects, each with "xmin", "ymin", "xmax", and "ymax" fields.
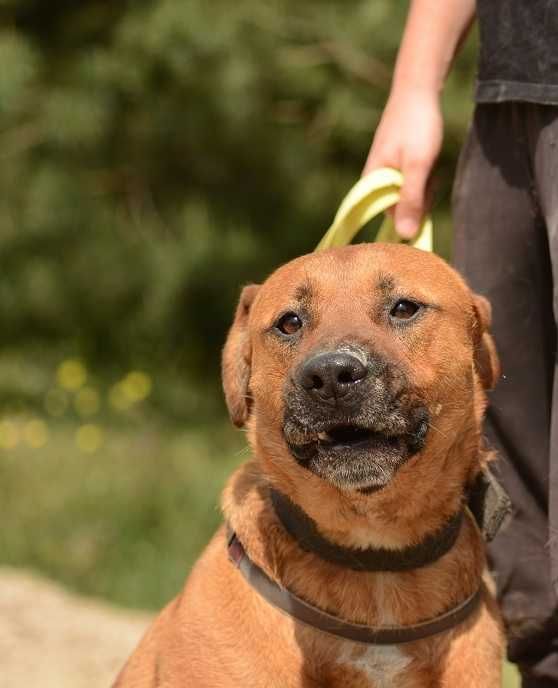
[
  {"xmin": 222, "ymin": 284, "xmax": 260, "ymax": 427},
  {"xmin": 472, "ymin": 293, "xmax": 501, "ymax": 390}
]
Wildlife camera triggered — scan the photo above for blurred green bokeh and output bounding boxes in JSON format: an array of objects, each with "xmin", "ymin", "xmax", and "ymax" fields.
[{"xmin": 0, "ymin": 0, "xmax": 477, "ymax": 419}]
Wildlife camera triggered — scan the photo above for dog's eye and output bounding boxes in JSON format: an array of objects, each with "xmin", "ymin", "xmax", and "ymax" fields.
[
  {"xmin": 275, "ymin": 312, "xmax": 303, "ymax": 335},
  {"xmin": 390, "ymin": 300, "xmax": 420, "ymax": 321}
]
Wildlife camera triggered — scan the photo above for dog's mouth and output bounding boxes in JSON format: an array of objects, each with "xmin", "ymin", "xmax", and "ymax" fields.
[
  {"xmin": 285, "ymin": 423, "xmax": 404, "ymax": 459},
  {"xmin": 314, "ymin": 424, "xmax": 402, "ymax": 451},
  {"xmin": 283, "ymin": 412, "xmax": 428, "ymax": 492}
]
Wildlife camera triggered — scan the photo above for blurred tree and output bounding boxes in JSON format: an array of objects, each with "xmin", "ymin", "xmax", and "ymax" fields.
[{"xmin": 0, "ymin": 1, "xmax": 477, "ymax": 417}]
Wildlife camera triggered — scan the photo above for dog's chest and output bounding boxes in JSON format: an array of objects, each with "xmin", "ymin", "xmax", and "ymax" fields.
[
  {"xmin": 335, "ymin": 577, "xmax": 412, "ymax": 687},
  {"xmin": 334, "ymin": 644, "xmax": 411, "ymax": 688}
]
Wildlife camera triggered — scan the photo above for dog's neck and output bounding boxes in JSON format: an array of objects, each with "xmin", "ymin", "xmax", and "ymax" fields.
[
  {"xmin": 262, "ymin": 457, "xmax": 471, "ymax": 553},
  {"xmin": 269, "ymin": 487, "xmax": 465, "ymax": 572},
  {"xmin": 221, "ymin": 459, "xmax": 485, "ymax": 630}
]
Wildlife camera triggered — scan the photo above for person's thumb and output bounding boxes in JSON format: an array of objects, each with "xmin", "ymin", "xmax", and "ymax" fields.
[{"xmin": 394, "ymin": 161, "xmax": 430, "ymax": 239}]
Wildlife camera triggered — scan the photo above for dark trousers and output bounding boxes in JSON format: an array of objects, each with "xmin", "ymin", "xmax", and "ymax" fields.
[{"xmin": 453, "ymin": 102, "xmax": 558, "ymax": 687}]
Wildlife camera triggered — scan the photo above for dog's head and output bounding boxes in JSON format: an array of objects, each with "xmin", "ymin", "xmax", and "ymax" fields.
[{"xmin": 222, "ymin": 244, "xmax": 499, "ymax": 497}]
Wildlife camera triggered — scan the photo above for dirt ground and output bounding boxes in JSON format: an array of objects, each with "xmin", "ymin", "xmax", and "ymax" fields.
[
  {"xmin": 0, "ymin": 567, "xmax": 153, "ymax": 688},
  {"xmin": 0, "ymin": 566, "xmax": 520, "ymax": 688}
]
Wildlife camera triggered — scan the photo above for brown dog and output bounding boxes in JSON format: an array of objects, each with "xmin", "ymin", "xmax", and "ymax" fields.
[{"xmin": 114, "ymin": 244, "xmax": 505, "ymax": 687}]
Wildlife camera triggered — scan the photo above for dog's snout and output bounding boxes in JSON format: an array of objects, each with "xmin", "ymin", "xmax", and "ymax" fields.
[{"xmin": 298, "ymin": 352, "xmax": 368, "ymax": 400}]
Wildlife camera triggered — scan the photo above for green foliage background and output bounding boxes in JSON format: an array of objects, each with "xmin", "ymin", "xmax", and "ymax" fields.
[
  {"xmin": 0, "ymin": 0, "xmax": 476, "ymax": 418},
  {"xmin": 0, "ymin": 0, "xmax": 499, "ymax": 633}
]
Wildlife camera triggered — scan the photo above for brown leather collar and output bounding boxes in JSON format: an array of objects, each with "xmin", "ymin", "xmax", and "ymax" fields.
[
  {"xmin": 270, "ymin": 488, "xmax": 464, "ymax": 572},
  {"xmin": 224, "ymin": 471, "xmax": 510, "ymax": 645},
  {"xmin": 227, "ymin": 529, "xmax": 482, "ymax": 645}
]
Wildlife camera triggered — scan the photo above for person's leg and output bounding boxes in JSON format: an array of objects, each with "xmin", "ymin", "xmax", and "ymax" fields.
[
  {"xmin": 521, "ymin": 102, "xmax": 558, "ymax": 686},
  {"xmin": 452, "ymin": 102, "xmax": 558, "ymax": 685}
]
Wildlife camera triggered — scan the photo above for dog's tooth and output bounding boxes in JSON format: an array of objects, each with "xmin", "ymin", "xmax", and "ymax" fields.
[
  {"xmin": 285, "ymin": 427, "xmax": 317, "ymax": 444},
  {"xmin": 317, "ymin": 431, "xmax": 330, "ymax": 441}
]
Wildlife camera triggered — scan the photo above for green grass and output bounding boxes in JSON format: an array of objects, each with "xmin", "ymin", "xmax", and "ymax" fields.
[
  {"xmin": 0, "ymin": 418, "xmax": 245, "ymax": 609},
  {"xmin": 503, "ymin": 662, "xmax": 520, "ymax": 687}
]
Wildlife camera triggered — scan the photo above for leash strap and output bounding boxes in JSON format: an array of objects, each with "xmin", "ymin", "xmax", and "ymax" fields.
[
  {"xmin": 315, "ymin": 167, "xmax": 433, "ymax": 252},
  {"xmin": 227, "ymin": 529, "xmax": 482, "ymax": 646}
]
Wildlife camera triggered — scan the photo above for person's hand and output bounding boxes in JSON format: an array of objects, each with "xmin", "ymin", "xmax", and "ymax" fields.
[{"xmin": 363, "ymin": 90, "xmax": 443, "ymax": 239}]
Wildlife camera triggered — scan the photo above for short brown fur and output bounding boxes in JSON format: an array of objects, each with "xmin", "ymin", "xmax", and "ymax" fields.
[{"xmin": 114, "ymin": 244, "xmax": 504, "ymax": 687}]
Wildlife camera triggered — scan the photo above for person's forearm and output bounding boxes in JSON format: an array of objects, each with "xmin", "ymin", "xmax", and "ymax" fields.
[
  {"xmin": 364, "ymin": 0, "xmax": 476, "ymax": 236},
  {"xmin": 391, "ymin": 0, "xmax": 476, "ymax": 96}
]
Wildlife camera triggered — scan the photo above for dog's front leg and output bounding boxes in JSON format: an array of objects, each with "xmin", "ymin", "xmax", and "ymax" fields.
[
  {"xmin": 437, "ymin": 601, "xmax": 504, "ymax": 688},
  {"xmin": 440, "ymin": 658, "xmax": 501, "ymax": 688}
]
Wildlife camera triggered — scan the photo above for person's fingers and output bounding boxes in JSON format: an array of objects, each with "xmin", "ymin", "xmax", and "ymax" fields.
[
  {"xmin": 362, "ymin": 146, "xmax": 382, "ymax": 176},
  {"xmin": 394, "ymin": 159, "xmax": 431, "ymax": 239},
  {"xmin": 362, "ymin": 136, "xmax": 398, "ymax": 177}
]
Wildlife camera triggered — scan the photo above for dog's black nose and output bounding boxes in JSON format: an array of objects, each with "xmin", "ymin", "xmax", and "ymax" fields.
[{"xmin": 298, "ymin": 352, "xmax": 368, "ymax": 400}]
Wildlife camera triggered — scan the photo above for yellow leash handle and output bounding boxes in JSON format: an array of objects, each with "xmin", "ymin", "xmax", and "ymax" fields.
[{"xmin": 316, "ymin": 167, "xmax": 433, "ymax": 253}]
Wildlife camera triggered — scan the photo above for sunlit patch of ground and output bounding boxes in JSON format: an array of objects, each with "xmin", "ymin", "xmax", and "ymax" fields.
[{"xmin": 0, "ymin": 567, "xmax": 152, "ymax": 688}]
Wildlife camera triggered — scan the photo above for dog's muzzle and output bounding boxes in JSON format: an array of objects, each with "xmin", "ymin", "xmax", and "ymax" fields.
[{"xmin": 282, "ymin": 347, "xmax": 429, "ymax": 492}]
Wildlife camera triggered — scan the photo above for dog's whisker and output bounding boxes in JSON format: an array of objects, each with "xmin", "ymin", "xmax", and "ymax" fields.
[{"xmin": 426, "ymin": 420, "xmax": 450, "ymax": 440}]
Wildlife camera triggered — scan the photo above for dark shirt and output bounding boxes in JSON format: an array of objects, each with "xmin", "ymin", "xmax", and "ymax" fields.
[{"xmin": 476, "ymin": 0, "xmax": 558, "ymax": 104}]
